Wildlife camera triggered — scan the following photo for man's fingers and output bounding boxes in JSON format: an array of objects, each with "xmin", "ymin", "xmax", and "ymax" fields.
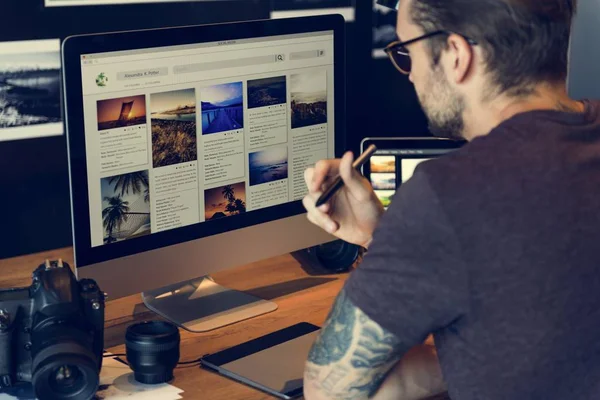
[
  {"xmin": 304, "ymin": 167, "xmax": 315, "ymax": 189},
  {"xmin": 303, "ymin": 194, "xmax": 339, "ymax": 234},
  {"xmin": 311, "ymin": 159, "xmax": 341, "ymax": 192}
]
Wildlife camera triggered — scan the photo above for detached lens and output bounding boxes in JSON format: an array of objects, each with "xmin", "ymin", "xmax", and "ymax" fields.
[{"xmin": 126, "ymin": 321, "xmax": 180, "ymax": 384}]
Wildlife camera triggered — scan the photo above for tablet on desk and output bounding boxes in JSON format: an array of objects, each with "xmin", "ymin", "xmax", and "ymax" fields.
[
  {"xmin": 201, "ymin": 322, "xmax": 320, "ymax": 399},
  {"xmin": 361, "ymin": 137, "xmax": 466, "ymax": 209}
]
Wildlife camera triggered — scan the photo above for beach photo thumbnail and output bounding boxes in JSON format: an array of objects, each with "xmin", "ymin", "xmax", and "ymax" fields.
[
  {"xmin": 204, "ymin": 182, "xmax": 247, "ymax": 221},
  {"xmin": 97, "ymin": 94, "xmax": 146, "ymax": 131},
  {"xmin": 370, "ymin": 173, "xmax": 396, "ymax": 190},
  {"xmin": 370, "ymin": 155, "xmax": 396, "ymax": 173},
  {"xmin": 101, "ymin": 170, "xmax": 151, "ymax": 244},
  {"xmin": 201, "ymin": 82, "xmax": 244, "ymax": 135},
  {"xmin": 249, "ymin": 146, "xmax": 288, "ymax": 186},
  {"xmin": 150, "ymin": 88, "xmax": 197, "ymax": 168}
]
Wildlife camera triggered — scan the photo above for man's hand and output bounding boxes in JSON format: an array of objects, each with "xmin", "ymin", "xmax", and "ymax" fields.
[{"xmin": 303, "ymin": 151, "xmax": 384, "ymax": 248}]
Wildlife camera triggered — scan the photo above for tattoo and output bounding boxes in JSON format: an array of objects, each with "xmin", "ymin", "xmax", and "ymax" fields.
[
  {"xmin": 306, "ymin": 290, "xmax": 407, "ymax": 399},
  {"xmin": 351, "ymin": 314, "xmax": 402, "ymax": 369},
  {"xmin": 321, "ymin": 366, "xmax": 350, "ymax": 392},
  {"xmin": 308, "ymin": 290, "xmax": 356, "ymax": 366},
  {"xmin": 349, "ymin": 371, "xmax": 388, "ymax": 398},
  {"xmin": 556, "ymin": 100, "xmax": 582, "ymax": 113}
]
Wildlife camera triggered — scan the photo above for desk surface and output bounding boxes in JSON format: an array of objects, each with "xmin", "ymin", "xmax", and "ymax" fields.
[{"xmin": 0, "ymin": 247, "xmax": 346, "ymax": 400}]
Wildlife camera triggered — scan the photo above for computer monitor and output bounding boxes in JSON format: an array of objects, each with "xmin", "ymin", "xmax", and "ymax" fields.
[
  {"xmin": 62, "ymin": 15, "xmax": 345, "ymax": 332},
  {"xmin": 361, "ymin": 137, "xmax": 466, "ymax": 209}
]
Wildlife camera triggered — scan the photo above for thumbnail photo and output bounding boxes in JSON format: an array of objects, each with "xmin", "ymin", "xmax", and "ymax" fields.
[
  {"xmin": 247, "ymin": 76, "xmax": 287, "ymax": 109},
  {"xmin": 100, "ymin": 170, "xmax": 151, "ymax": 244},
  {"xmin": 374, "ymin": 190, "xmax": 395, "ymax": 209},
  {"xmin": 0, "ymin": 39, "xmax": 62, "ymax": 141},
  {"xmin": 370, "ymin": 173, "xmax": 396, "ymax": 190},
  {"xmin": 201, "ymin": 82, "xmax": 244, "ymax": 135},
  {"xmin": 249, "ymin": 146, "xmax": 288, "ymax": 186},
  {"xmin": 290, "ymin": 70, "xmax": 327, "ymax": 129},
  {"xmin": 97, "ymin": 95, "xmax": 147, "ymax": 131},
  {"xmin": 150, "ymin": 88, "xmax": 197, "ymax": 168},
  {"xmin": 370, "ymin": 155, "xmax": 396, "ymax": 173},
  {"xmin": 204, "ymin": 182, "xmax": 247, "ymax": 221}
]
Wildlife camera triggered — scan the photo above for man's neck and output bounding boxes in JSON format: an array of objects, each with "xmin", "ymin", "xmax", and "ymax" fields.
[{"xmin": 463, "ymin": 82, "xmax": 584, "ymax": 141}]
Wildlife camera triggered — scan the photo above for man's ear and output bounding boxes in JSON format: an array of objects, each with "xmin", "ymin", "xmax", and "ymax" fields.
[{"xmin": 445, "ymin": 34, "xmax": 474, "ymax": 84}]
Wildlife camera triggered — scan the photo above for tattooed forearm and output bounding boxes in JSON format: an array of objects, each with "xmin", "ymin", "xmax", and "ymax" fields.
[
  {"xmin": 308, "ymin": 289, "xmax": 356, "ymax": 366},
  {"xmin": 305, "ymin": 289, "xmax": 408, "ymax": 399}
]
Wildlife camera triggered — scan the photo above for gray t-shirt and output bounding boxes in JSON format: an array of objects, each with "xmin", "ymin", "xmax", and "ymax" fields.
[{"xmin": 345, "ymin": 100, "xmax": 600, "ymax": 399}]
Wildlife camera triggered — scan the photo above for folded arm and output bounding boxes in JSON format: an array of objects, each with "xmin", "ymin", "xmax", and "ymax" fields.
[{"xmin": 304, "ymin": 290, "xmax": 446, "ymax": 400}]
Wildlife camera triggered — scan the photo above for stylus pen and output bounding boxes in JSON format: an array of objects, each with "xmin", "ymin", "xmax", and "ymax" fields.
[{"xmin": 315, "ymin": 144, "xmax": 378, "ymax": 207}]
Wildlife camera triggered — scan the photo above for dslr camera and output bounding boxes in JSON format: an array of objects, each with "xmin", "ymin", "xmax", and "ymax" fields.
[{"xmin": 0, "ymin": 260, "xmax": 105, "ymax": 400}]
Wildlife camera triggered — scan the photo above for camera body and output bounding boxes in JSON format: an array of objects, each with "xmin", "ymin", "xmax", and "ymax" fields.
[{"xmin": 0, "ymin": 260, "xmax": 105, "ymax": 400}]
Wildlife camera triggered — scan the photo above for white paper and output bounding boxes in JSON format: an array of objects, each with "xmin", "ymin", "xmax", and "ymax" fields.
[{"xmin": 0, "ymin": 39, "xmax": 63, "ymax": 142}]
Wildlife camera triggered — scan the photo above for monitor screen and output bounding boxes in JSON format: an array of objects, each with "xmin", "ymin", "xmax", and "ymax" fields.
[{"xmin": 78, "ymin": 31, "xmax": 335, "ymax": 250}]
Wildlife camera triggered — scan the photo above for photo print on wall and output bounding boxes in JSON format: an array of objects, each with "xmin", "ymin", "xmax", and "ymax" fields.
[{"xmin": 0, "ymin": 39, "xmax": 62, "ymax": 142}]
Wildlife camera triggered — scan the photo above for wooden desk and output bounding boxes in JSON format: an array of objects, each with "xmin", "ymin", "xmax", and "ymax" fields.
[{"xmin": 0, "ymin": 248, "xmax": 346, "ymax": 399}]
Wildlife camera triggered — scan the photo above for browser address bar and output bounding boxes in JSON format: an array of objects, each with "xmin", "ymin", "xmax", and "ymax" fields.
[{"xmin": 173, "ymin": 54, "xmax": 285, "ymax": 74}]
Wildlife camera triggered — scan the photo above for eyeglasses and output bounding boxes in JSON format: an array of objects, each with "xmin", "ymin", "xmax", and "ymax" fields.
[{"xmin": 384, "ymin": 30, "xmax": 478, "ymax": 75}]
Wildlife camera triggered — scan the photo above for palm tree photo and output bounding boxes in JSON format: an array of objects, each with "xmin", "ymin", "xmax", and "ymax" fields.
[
  {"xmin": 205, "ymin": 182, "xmax": 246, "ymax": 220},
  {"xmin": 101, "ymin": 170, "xmax": 151, "ymax": 244},
  {"xmin": 108, "ymin": 171, "xmax": 150, "ymax": 197},
  {"xmin": 102, "ymin": 196, "xmax": 130, "ymax": 243}
]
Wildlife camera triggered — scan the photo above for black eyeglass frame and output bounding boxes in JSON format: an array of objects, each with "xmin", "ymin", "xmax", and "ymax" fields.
[{"xmin": 384, "ymin": 30, "xmax": 478, "ymax": 74}]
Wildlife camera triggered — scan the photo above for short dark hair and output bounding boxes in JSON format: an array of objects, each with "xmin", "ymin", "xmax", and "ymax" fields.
[{"xmin": 410, "ymin": 0, "xmax": 577, "ymax": 96}]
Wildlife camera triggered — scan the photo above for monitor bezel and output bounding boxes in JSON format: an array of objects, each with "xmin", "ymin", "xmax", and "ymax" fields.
[{"xmin": 62, "ymin": 15, "xmax": 346, "ymax": 268}]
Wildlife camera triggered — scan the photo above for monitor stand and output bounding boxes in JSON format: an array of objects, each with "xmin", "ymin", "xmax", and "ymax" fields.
[{"xmin": 141, "ymin": 276, "xmax": 278, "ymax": 333}]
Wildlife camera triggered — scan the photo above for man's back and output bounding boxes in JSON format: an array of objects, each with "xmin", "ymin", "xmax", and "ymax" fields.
[{"xmin": 346, "ymin": 101, "xmax": 600, "ymax": 399}]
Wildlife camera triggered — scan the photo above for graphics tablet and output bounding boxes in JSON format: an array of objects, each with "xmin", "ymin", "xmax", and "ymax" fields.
[
  {"xmin": 361, "ymin": 137, "xmax": 466, "ymax": 209},
  {"xmin": 201, "ymin": 322, "xmax": 320, "ymax": 399}
]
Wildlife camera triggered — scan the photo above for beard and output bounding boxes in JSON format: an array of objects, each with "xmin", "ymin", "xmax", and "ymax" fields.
[{"xmin": 417, "ymin": 64, "xmax": 466, "ymax": 139}]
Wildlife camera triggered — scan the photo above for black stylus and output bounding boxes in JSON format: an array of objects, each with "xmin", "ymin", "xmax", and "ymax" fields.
[{"xmin": 315, "ymin": 144, "xmax": 378, "ymax": 207}]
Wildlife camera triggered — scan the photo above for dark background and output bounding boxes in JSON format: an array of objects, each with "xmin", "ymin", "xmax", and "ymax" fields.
[{"xmin": 0, "ymin": 0, "xmax": 427, "ymax": 259}]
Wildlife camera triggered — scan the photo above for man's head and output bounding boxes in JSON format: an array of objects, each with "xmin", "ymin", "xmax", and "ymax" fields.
[{"xmin": 390, "ymin": 0, "xmax": 578, "ymax": 139}]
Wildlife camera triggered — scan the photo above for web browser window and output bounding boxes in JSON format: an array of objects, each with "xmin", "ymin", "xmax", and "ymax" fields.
[{"xmin": 80, "ymin": 31, "xmax": 335, "ymax": 247}]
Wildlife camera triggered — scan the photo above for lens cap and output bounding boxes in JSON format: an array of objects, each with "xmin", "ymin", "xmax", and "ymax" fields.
[{"xmin": 125, "ymin": 321, "xmax": 180, "ymax": 384}]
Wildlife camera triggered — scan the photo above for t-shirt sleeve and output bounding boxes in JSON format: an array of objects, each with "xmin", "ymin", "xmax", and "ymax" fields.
[{"xmin": 345, "ymin": 165, "xmax": 468, "ymax": 345}]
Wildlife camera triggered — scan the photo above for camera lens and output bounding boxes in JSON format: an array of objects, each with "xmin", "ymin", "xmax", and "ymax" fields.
[
  {"xmin": 49, "ymin": 365, "xmax": 83, "ymax": 393},
  {"xmin": 32, "ymin": 354, "xmax": 98, "ymax": 400},
  {"xmin": 126, "ymin": 321, "xmax": 180, "ymax": 384}
]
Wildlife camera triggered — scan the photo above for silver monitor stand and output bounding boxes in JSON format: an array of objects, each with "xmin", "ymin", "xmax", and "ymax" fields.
[{"xmin": 142, "ymin": 276, "xmax": 277, "ymax": 333}]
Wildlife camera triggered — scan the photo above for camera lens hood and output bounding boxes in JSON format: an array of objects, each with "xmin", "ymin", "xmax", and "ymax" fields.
[{"xmin": 125, "ymin": 321, "xmax": 180, "ymax": 384}]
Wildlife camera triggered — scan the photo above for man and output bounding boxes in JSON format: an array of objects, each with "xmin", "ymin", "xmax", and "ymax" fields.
[{"xmin": 302, "ymin": 0, "xmax": 600, "ymax": 399}]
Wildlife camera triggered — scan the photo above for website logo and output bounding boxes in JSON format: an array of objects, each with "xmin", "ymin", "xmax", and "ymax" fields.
[{"xmin": 95, "ymin": 72, "xmax": 108, "ymax": 87}]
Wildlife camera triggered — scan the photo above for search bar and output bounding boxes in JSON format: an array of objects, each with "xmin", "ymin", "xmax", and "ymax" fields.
[
  {"xmin": 290, "ymin": 49, "xmax": 326, "ymax": 60},
  {"xmin": 173, "ymin": 54, "xmax": 285, "ymax": 74}
]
